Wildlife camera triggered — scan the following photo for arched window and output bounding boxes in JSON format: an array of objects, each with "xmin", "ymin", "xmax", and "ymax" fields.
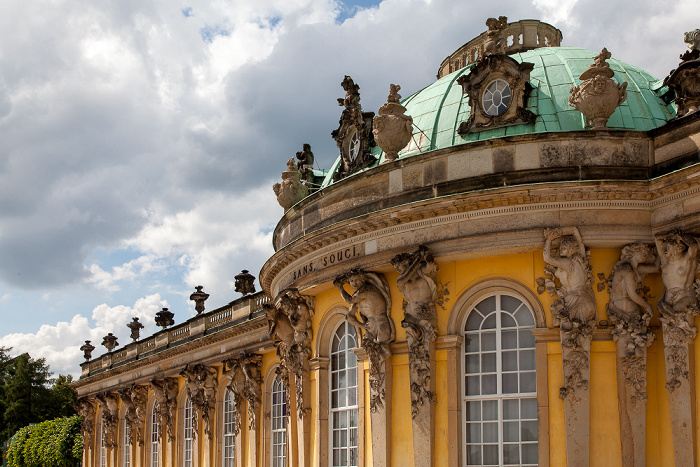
[
  {"xmin": 223, "ymin": 389, "xmax": 235, "ymax": 467},
  {"xmin": 270, "ymin": 376, "xmax": 287, "ymax": 467},
  {"xmin": 330, "ymin": 321, "xmax": 358, "ymax": 467},
  {"xmin": 123, "ymin": 421, "xmax": 131, "ymax": 467},
  {"xmin": 184, "ymin": 397, "xmax": 194, "ymax": 467},
  {"xmin": 462, "ymin": 293, "xmax": 537, "ymax": 466},
  {"xmin": 150, "ymin": 403, "xmax": 160, "ymax": 467}
]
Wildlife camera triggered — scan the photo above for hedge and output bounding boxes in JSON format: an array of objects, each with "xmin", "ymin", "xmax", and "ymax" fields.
[{"xmin": 7, "ymin": 415, "xmax": 83, "ymax": 467}]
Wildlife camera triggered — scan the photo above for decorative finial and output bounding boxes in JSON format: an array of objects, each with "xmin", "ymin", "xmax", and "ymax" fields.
[
  {"xmin": 569, "ymin": 48, "xmax": 627, "ymax": 129},
  {"xmin": 189, "ymin": 286, "xmax": 210, "ymax": 314},
  {"xmin": 101, "ymin": 333, "xmax": 119, "ymax": 352},
  {"xmin": 234, "ymin": 270, "xmax": 256, "ymax": 296},
  {"xmin": 681, "ymin": 29, "xmax": 700, "ymax": 61},
  {"xmin": 373, "ymin": 84, "xmax": 413, "ymax": 162},
  {"xmin": 126, "ymin": 317, "xmax": 144, "ymax": 342},
  {"xmin": 80, "ymin": 340, "xmax": 95, "ymax": 361},
  {"xmin": 155, "ymin": 308, "xmax": 175, "ymax": 330},
  {"xmin": 273, "ymin": 158, "xmax": 308, "ymax": 211}
]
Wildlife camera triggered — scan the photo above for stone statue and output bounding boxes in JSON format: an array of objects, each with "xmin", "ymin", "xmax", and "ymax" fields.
[
  {"xmin": 189, "ymin": 286, "xmax": 209, "ymax": 314},
  {"xmin": 665, "ymin": 30, "xmax": 700, "ymax": 117},
  {"xmin": 544, "ymin": 227, "xmax": 597, "ymax": 326},
  {"xmin": 681, "ymin": 29, "xmax": 700, "ymax": 61},
  {"xmin": 101, "ymin": 333, "xmax": 119, "ymax": 352},
  {"xmin": 80, "ymin": 340, "xmax": 95, "ymax": 361},
  {"xmin": 392, "ymin": 245, "xmax": 438, "ymax": 420},
  {"xmin": 126, "ymin": 317, "xmax": 144, "ymax": 342},
  {"xmin": 334, "ymin": 269, "xmax": 395, "ymax": 355},
  {"xmin": 95, "ymin": 392, "xmax": 120, "ymax": 448},
  {"xmin": 265, "ymin": 289, "xmax": 315, "ymax": 420},
  {"xmin": 484, "ymin": 16, "xmax": 508, "ymax": 55},
  {"xmin": 569, "ymin": 48, "xmax": 628, "ymax": 129},
  {"xmin": 373, "ymin": 84, "xmax": 413, "ymax": 162},
  {"xmin": 223, "ymin": 352, "xmax": 263, "ymax": 431},
  {"xmin": 75, "ymin": 397, "xmax": 96, "ymax": 445},
  {"xmin": 655, "ymin": 229, "xmax": 699, "ymax": 315},
  {"xmin": 180, "ymin": 363, "xmax": 218, "ymax": 438},
  {"xmin": 335, "ymin": 268, "xmax": 394, "ymax": 412},
  {"xmin": 234, "ymin": 270, "xmax": 256, "ymax": 296},
  {"xmin": 273, "ymin": 158, "xmax": 308, "ymax": 211},
  {"xmin": 150, "ymin": 378, "xmax": 178, "ymax": 441},
  {"xmin": 296, "ymin": 143, "xmax": 315, "ymax": 184}
]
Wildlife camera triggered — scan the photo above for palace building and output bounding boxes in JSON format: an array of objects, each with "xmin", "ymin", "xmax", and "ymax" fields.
[{"xmin": 73, "ymin": 17, "xmax": 700, "ymax": 467}]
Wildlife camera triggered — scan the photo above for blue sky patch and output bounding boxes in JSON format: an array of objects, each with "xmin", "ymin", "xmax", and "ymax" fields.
[
  {"xmin": 181, "ymin": 7, "xmax": 194, "ymax": 18},
  {"xmin": 200, "ymin": 24, "xmax": 231, "ymax": 43},
  {"xmin": 336, "ymin": 0, "xmax": 382, "ymax": 24}
]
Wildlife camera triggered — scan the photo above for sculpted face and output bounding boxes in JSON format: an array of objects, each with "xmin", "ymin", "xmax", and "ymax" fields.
[
  {"xmin": 348, "ymin": 273, "xmax": 365, "ymax": 290},
  {"xmin": 559, "ymin": 236, "xmax": 577, "ymax": 257},
  {"xmin": 664, "ymin": 237, "xmax": 685, "ymax": 258}
]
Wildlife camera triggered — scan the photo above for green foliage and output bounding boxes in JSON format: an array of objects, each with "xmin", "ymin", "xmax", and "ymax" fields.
[
  {"xmin": 0, "ymin": 348, "xmax": 77, "ymax": 446},
  {"xmin": 6, "ymin": 415, "xmax": 83, "ymax": 467}
]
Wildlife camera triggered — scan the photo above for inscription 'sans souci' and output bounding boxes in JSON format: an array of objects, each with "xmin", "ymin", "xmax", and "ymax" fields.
[{"xmin": 290, "ymin": 244, "xmax": 364, "ymax": 282}]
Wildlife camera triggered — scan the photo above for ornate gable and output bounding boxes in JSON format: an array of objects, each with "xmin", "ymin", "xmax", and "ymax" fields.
[
  {"xmin": 456, "ymin": 18, "xmax": 537, "ymax": 134},
  {"xmin": 331, "ymin": 76, "xmax": 376, "ymax": 181}
]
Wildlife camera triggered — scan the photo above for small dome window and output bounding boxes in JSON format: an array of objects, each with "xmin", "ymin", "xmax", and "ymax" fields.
[{"xmin": 483, "ymin": 79, "xmax": 511, "ymax": 116}]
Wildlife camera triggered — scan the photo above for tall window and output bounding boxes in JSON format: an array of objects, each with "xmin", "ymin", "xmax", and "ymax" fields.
[
  {"xmin": 184, "ymin": 397, "xmax": 194, "ymax": 467},
  {"xmin": 100, "ymin": 422, "xmax": 107, "ymax": 467},
  {"xmin": 124, "ymin": 421, "xmax": 131, "ymax": 467},
  {"xmin": 223, "ymin": 389, "xmax": 236, "ymax": 467},
  {"xmin": 330, "ymin": 322, "xmax": 358, "ymax": 467},
  {"xmin": 151, "ymin": 403, "xmax": 160, "ymax": 467},
  {"xmin": 270, "ymin": 376, "xmax": 287, "ymax": 467},
  {"xmin": 462, "ymin": 294, "xmax": 537, "ymax": 466}
]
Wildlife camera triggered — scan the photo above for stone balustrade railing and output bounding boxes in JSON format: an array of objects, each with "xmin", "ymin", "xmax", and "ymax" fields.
[
  {"xmin": 79, "ymin": 291, "xmax": 269, "ymax": 378},
  {"xmin": 437, "ymin": 19, "xmax": 562, "ymax": 78}
]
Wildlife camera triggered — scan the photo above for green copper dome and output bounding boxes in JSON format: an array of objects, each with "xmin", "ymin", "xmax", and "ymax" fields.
[{"xmin": 321, "ymin": 46, "xmax": 676, "ymax": 188}]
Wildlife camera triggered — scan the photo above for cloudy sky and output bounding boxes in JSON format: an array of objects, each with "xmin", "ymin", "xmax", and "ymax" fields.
[{"xmin": 0, "ymin": 0, "xmax": 698, "ymax": 376}]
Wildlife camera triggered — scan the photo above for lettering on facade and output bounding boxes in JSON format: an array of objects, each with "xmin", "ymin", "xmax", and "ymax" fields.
[{"xmin": 289, "ymin": 244, "xmax": 364, "ymax": 283}]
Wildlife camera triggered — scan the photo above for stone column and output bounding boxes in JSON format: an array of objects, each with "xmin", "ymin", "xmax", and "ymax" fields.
[
  {"xmin": 391, "ymin": 246, "xmax": 439, "ymax": 467},
  {"xmin": 654, "ymin": 229, "xmax": 700, "ymax": 466},
  {"xmin": 542, "ymin": 227, "xmax": 597, "ymax": 467},
  {"xmin": 369, "ymin": 355, "xmax": 392, "ymax": 467}
]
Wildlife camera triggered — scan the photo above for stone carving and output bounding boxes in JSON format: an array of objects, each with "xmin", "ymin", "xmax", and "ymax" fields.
[
  {"xmin": 265, "ymin": 289, "xmax": 314, "ymax": 420},
  {"xmin": 332, "ymin": 76, "xmax": 376, "ymax": 181},
  {"xmin": 456, "ymin": 40, "xmax": 537, "ymax": 133},
  {"xmin": 149, "ymin": 377, "xmax": 178, "ymax": 441},
  {"xmin": 605, "ymin": 243, "xmax": 658, "ymax": 401},
  {"xmin": 234, "ymin": 270, "xmax": 256, "ymax": 296},
  {"xmin": 75, "ymin": 397, "xmax": 96, "ymax": 446},
  {"xmin": 118, "ymin": 384, "xmax": 148, "ymax": 446},
  {"xmin": 681, "ymin": 29, "xmax": 700, "ymax": 62},
  {"xmin": 664, "ymin": 30, "xmax": 700, "ymax": 118},
  {"xmin": 542, "ymin": 227, "xmax": 596, "ymax": 395},
  {"xmin": 101, "ymin": 333, "xmax": 118, "ymax": 352},
  {"xmin": 483, "ymin": 16, "xmax": 508, "ymax": 56},
  {"xmin": 180, "ymin": 363, "xmax": 218, "ymax": 438},
  {"xmin": 654, "ymin": 230, "xmax": 700, "ymax": 391},
  {"xmin": 126, "ymin": 317, "xmax": 144, "ymax": 342},
  {"xmin": 95, "ymin": 392, "xmax": 120, "ymax": 448},
  {"xmin": 391, "ymin": 245, "xmax": 438, "ymax": 418},
  {"xmin": 80, "ymin": 340, "xmax": 95, "ymax": 361},
  {"xmin": 296, "ymin": 143, "xmax": 315, "ymax": 184},
  {"xmin": 373, "ymin": 84, "xmax": 413, "ymax": 162},
  {"xmin": 154, "ymin": 307, "xmax": 175, "ymax": 329},
  {"xmin": 334, "ymin": 268, "xmax": 394, "ymax": 412},
  {"xmin": 273, "ymin": 158, "xmax": 308, "ymax": 211},
  {"xmin": 569, "ymin": 48, "xmax": 628, "ymax": 129},
  {"xmin": 223, "ymin": 352, "xmax": 263, "ymax": 432},
  {"xmin": 189, "ymin": 286, "xmax": 209, "ymax": 314}
]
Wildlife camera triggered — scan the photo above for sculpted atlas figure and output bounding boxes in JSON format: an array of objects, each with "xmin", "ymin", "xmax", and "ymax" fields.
[{"xmin": 654, "ymin": 229, "xmax": 700, "ymax": 315}]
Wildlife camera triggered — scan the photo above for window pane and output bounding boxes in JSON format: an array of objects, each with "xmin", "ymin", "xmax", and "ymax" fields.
[
  {"xmin": 522, "ymin": 443, "xmax": 538, "ymax": 464},
  {"xmin": 501, "ymin": 295, "xmax": 522, "ymax": 313},
  {"xmin": 466, "ymin": 401, "xmax": 481, "ymax": 421},
  {"xmin": 503, "ymin": 373, "xmax": 518, "ymax": 393},
  {"xmin": 520, "ymin": 372, "xmax": 536, "ymax": 393},
  {"xmin": 483, "ymin": 444, "xmax": 498, "ymax": 464},
  {"xmin": 520, "ymin": 349, "xmax": 536, "ymax": 371},
  {"xmin": 481, "ymin": 353, "xmax": 496, "ymax": 372},
  {"xmin": 503, "ymin": 399, "xmax": 519, "ymax": 420},
  {"xmin": 522, "ymin": 421, "xmax": 538, "ymax": 441},
  {"xmin": 502, "ymin": 330, "xmax": 517, "ymax": 349},
  {"xmin": 503, "ymin": 443, "xmax": 520, "ymax": 464},
  {"xmin": 482, "ymin": 401, "xmax": 497, "ymax": 420},
  {"xmin": 503, "ymin": 421, "xmax": 519, "ymax": 442},
  {"xmin": 466, "ymin": 312, "xmax": 483, "ymax": 331},
  {"xmin": 481, "ymin": 332, "xmax": 496, "ymax": 351},
  {"xmin": 481, "ymin": 374, "xmax": 497, "ymax": 394},
  {"xmin": 521, "ymin": 398, "xmax": 537, "ymax": 419},
  {"xmin": 478, "ymin": 296, "xmax": 496, "ymax": 314},
  {"xmin": 467, "ymin": 445, "xmax": 482, "ymax": 465},
  {"xmin": 519, "ymin": 329, "xmax": 535, "ymax": 348},
  {"xmin": 482, "ymin": 313, "xmax": 496, "ymax": 330},
  {"xmin": 515, "ymin": 307, "xmax": 535, "ymax": 326},
  {"xmin": 500, "ymin": 312, "xmax": 516, "ymax": 328},
  {"xmin": 502, "ymin": 351, "xmax": 517, "ymax": 371},
  {"xmin": 466, "ymin": 354, "xmax": 480, "ymax": 374},
  {"xmin": 465, "ymin": 333, "xmax": 480, "ymax": 352}
]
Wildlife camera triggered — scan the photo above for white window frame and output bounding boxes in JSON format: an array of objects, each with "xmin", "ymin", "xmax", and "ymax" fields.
[
  {"xmin": 184, "ymin": 397, "xmax": 194, "ymax": 467},
  {"xmin": 100, "ymin": 421, "xmax": 107, "ymax": 467},
  {"xmin": 123, "ymin": 420, "xmax": 131, "ymax": 467},
  {"xmin": 222, "ymin": 388, "xmax": 236, "ymax": 467},
  {"xmin": 329, "ymin": 321, "xmax": 359, "ymax": 467},
  {"xmin": 270, "ymin": 376, "xmax": 287, "ymax": 467},
  {"xmin": 150, "ymin": 403, "xmax": 160, "ymax": 467},
  {"xmin": 461, "ymin": 293, "xmax": 538, "ymax": 467}
]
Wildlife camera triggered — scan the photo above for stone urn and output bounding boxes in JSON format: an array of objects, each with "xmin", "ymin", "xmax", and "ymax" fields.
[
  {"xmin": 569, "ymin": 48, "xmax": 627, "ymax": 129},
  {"xmin": 373, "ymin": 84, "xmax": 413, "ymax": 162},
  {"xmin": 273, "ymin": 158, "xmax": 308, "ymax": 210}
]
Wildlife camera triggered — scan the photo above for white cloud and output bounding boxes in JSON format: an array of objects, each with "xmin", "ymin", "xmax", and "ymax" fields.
[{"xmin": 0, "ymin": 294, "xmax": 166, "ymax": 376}]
